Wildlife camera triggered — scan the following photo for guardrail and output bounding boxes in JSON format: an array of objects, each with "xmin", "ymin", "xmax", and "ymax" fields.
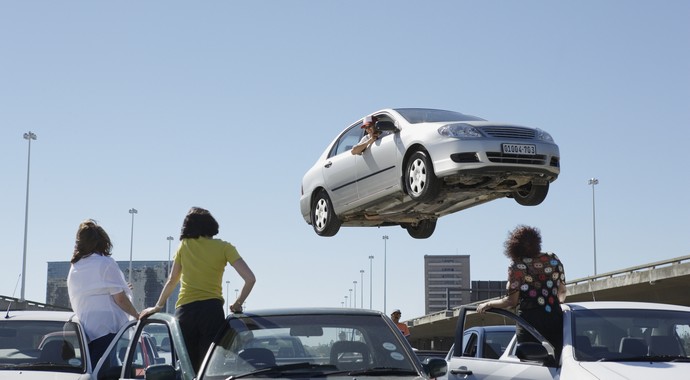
[{"xmin": 566, "ymin": 254, "xmax": 690, "ymax": 286}]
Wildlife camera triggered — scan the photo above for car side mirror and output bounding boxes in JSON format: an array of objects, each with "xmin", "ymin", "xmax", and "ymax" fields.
[
  {"xmin": 515, "ymin": 342, "xmax": 555, "ymax": 366},
  {"xmin": 374, "ymin": 120, "xmax": 398, "ymax": 133},
  {"xmin": 144, "ymin": 364, "xmax": 177, "ymax": 380},
  {"xmin": 423, "ymin": 357, "xmax": 447, "ymax": 378}
]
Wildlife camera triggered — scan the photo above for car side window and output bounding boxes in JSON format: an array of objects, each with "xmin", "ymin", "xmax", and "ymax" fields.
[
  {"xmin": 330, "ymin": 125, "xmax": 364, "ymax": 158},
  {"xmin": 462, "ymin": 332, "xmax": 478, "ymax": 357}
]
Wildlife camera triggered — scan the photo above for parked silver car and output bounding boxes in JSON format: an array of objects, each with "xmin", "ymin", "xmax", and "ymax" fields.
[{"xmin": 300, "ymin": 108, "xmax": 560, "ymax": 238}]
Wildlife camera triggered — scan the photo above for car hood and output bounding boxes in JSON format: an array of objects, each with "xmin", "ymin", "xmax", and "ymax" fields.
[
  {"xmin": 578, "ymin": 361, "xmax": 689, "ymax": 379},
  {"xmin": 0, "ymin": 371, "xmax": 91, "ymax": 379}
]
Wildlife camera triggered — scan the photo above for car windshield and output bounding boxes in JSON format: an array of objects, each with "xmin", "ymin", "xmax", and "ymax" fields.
[
  {"xmin": 394, "ymin": 108, "xmax": 485, "ymax": 124},
  {"xmin": 0, "ymin": 320, "xmax": 85, "ymax": 373},
  {"xmin": 572, "ymin": 308, "xmax": 690, "ymax": 362},
  {"xmin": 202, "ymin": 313, "xmax": 417, "ymax": 379}
]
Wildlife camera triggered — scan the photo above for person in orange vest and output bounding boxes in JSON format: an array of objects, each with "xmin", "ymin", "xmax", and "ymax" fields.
[{"xmin": 391, "ymin": 309, "xmax": 410, "ymax": 339}]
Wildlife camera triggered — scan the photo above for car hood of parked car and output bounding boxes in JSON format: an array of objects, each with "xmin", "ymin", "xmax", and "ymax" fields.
[{"xmin": 579, "ymin": 361, "xmax": 690, "ymax": 379}]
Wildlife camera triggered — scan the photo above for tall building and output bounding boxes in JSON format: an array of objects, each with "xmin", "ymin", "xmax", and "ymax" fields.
[
  {"xmin": 424, "ymin": 255, "xmax": 471, "ymax": 314},
  {"xmin": 46, "ymin": 260, "xmax": 179, "ymax": 313}
]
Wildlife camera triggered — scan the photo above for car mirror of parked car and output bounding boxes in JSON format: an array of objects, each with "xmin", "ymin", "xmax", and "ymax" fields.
[{"xmin": 422, "ymin": 357, "xmax": 447, "ymax": 378}]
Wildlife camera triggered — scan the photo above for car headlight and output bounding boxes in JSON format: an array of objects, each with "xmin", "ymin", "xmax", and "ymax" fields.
[
  {"xmin": 438, "ymin": 123, "xmax": 483, "ymax": 138},
  {"xmin": 535, "ymin": 128, "xmax": 555, "ymax": 143}
]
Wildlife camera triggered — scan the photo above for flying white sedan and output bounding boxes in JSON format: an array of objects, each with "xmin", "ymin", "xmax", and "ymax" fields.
[{"xmin": 300, "ymin": 108, "xmax": 560, "ymax": 239}]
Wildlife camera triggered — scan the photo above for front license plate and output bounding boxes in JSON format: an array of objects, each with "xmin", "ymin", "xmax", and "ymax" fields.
[{"xmin": 502, "ymin": 143, "xmax": 536, "ymax": 155}]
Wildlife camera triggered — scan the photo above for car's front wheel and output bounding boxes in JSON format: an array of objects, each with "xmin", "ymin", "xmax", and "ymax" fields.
[
  {"xmin": 311, "ymin": 189, "xmax": 341, "ymax": 236},
  {"xmin": 512, "ymin": 182, "xmax": 549, "ymax": 206},
  {"xmin": 403, "ymin": 219, "xmax": 437, "ymax": 239},
  {"xmin": 404, "ymin": 150, "xmax": 440, "ymax": 202}
]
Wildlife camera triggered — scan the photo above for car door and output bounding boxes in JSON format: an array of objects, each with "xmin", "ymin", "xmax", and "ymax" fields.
[
  {"xmin": 321, "ymin": 125, "xmax": 362, "ymax": 210},
  {"xmin": 445, "ymin": 307, "xmax": 557, "ymax": 380},
  {"xmin": 94, "ymin": 315, "xmax": 195, "ymax": 380},
  {"xmin": 355, "ymin": 115, "xmax": 402, "ymax": 201}
]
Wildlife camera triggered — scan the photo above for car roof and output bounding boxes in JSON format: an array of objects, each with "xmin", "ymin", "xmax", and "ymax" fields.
[
  {"xmin": 2, "ymin": 310, "xmax": 78, "ymax": 322},
  {"xmin": 566, "ymin": 301, "xmax": 690, "ymax": 312}
]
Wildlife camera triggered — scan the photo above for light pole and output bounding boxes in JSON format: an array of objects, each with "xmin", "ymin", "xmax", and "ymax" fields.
[
  {"xmin": 128, "ymin": 208, "xmax": 138, "ymax": 284},
  {"xmin": 352, "ymin": 282, "xmax": 357, "ymax": 308},
  {"xmin": 348, "ymin": 289, "xmax": 353, "ymax": 307},
  {"xmin": 166, "ymin": 236, "xmax": 174, "ymax": 313},
  {"xmin": 20, "ymin": 131, "xmax": 37, "ymax": 302},
  {"xmin": 359, "ymin": 270, "xmax": 364, "ymax": 308},
  {"xmin": 344, "ymin": 295, "xmax": 348, "ymax": 308},
  {"xmin": 368, "ymin": 255, "xmax": 374, "ymax": 309},
  {"xmin": 226, "ymin": 281, "xmax": 230, "ymax": 315},
  {"xmin": 589, "ymin": 178, "xmax": 599, "ymax": 275},
  {"xmin": 382, "ymin": 235, "xmax": 389, "ymax": 314}
]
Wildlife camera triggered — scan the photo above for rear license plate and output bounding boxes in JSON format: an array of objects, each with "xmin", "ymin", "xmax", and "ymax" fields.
[{"xmin": 502, "ymin": 144, "xmax": 536, "ymax": 155}]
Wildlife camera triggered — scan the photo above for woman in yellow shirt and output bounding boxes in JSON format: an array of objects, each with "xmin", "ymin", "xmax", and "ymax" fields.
[{"xmin": 140, "ymin": 207, "xmax": 256, "ymax": 371}]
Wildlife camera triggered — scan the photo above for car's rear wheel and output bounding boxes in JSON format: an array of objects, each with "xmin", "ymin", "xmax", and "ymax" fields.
[
  {"xmin": 403, "ymin": 219, "xmax": 437, "ymax": 239},
  {"xmin": 405, "ymin": 150, "xmax": 440, "ymax": 202},
  {"xmin": 311, "ymin": 189, "xmax": 341, "ymax": 236},
  {"xmin": 512, "ymin": 182, "xmax": 549, "ymax": 206}
]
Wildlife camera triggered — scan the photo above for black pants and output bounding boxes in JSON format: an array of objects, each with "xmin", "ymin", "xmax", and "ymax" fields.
[
  {"xmin": 89, "ymin": 333, "xmax": 116, "ymax": 367},
  {"xmin": 516, "ymin": 307, "xmax": 563, "ymax": 360},
  {"xmin": 176, "ymin": 299, "xmax": 225, "ymax": 372}
]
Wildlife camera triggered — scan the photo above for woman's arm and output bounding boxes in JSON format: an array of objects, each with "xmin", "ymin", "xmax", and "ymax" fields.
[
  {"xmin": 230, "ymin": 258, "xmax": 256, "ymax": 313},
  {"xmin": 139, "ymin": 261, "xmax": 182, "ymax": 319},
  {"xmin": 476, "ymin": 281, "xmax": 518, "ymax": 313},
  {"xmin": 112, "ymin": 291, "xmax": 139, "ymax": 319}
]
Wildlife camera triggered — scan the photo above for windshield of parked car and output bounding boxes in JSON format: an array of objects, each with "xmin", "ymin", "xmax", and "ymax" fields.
[
  {"xmin": 394, "ymin": 108, "xmax": 485, "ymax": 124},
  {"xmin": 202, "ymin": 313, "xmax": 417, "ymax": 379},
  {"xmin": 572, "ymin": 308, "xmax": 690, "ymax": 362},
  {"xmin": 0, "ymin": 320, "xmax": 85, "ymax": 373}
]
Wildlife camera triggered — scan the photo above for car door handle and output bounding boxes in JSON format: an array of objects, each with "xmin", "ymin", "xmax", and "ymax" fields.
[
  {"xmin": 324, "ymin": 161, "xmax": 332, "ymax": 168},
  {"xmin": 450, "ymin": 367, "xmax": 473, "ymax": 376}
]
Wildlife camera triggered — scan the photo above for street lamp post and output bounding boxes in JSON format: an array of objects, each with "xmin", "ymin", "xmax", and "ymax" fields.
[
  {"xmin": 226, "ymin": 281, "xmax": 230, "ymax": 315},
  {"xmin": 589, "ymin": 178, "xmax": 599, "ymax": 275},
  {"xmin": 382, "ymin": 235, "xmax": 389, "ymax": 314},
  {"xmin": 368, "ymin": 255, "xmax": 374, "ymax": 309},
  {"xmin": 166, "ymin": 236, "xmax": 174, "ymax": 313},
  {"xmin": 359, "ymin": 270, "xmax": 364, "ymax": 308},
  {"xmin": 20, "ymin": 131, "xmax": 37, "ymax": 302},
  {"xmin": 348, "ymin": 289, "xmax": 353, "ymax": 308},
  {"xmin": 344, "ymin": 295, "xmax": 348, "ymax": 308},
  {"xmin": 128, "ymin": 208, "xmax": 138, "ymax": 284},
  {"xmin": 353, "ymin": 281, "xmax": 357, "ymax": 308}
]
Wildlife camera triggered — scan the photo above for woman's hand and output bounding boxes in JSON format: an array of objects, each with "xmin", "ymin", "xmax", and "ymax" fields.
[
  {"xmin": 476, "ymin": 301, "xmax": 493, "ymax": 314},
  {"xmin": 230, "ymin": 301, "xmax": 243, "ymax": 314},
  {"xmin": 139, "ymin": 304, "xmax": 163, "ymax": 320}
]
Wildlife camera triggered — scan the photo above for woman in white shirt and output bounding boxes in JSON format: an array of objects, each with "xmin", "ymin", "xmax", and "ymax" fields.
[{"xmin": 67, "ymin": 220, "xmax": 139, "ymax": 366}]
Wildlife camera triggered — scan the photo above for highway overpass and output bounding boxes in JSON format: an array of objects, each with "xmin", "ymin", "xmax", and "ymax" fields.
[{"xmin": 408, "ymin": 254, "xmax": 690, "ymax": 350}]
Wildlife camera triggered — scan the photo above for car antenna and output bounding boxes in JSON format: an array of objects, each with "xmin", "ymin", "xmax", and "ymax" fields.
[{"xmin": 4, "ymin": 274, "xmax": 21, "ymax": 319}]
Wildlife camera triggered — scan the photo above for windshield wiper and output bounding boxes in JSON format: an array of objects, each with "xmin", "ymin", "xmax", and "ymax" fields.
[
  {"xmin": 346, "ymin": 367, "xmax": 419, "ymax": 376},
  {"xmin": 599, "ymin": 355, "xmax": 690, "ymax": 363},
  {"xmin": 225, "ymin": 362, "xmax": 337, "ymax": 380}
]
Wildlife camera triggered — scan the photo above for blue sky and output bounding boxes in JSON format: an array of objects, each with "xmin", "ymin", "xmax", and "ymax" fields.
[{"xmin": 2, "ymin": 1, "xmax": 689, "ymax": 319}]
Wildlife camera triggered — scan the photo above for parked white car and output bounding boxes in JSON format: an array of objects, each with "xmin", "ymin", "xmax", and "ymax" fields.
[
  {"xmin": 445, "ymin": 302, "xmax": 690, "ymax": 380},
  {"xmin": 300, "ymin": 108, "xmax": 560, "ymax": 238},
  {"xmin": 0, "ymin": 309, "xmax": 194, "ymax": 380}
]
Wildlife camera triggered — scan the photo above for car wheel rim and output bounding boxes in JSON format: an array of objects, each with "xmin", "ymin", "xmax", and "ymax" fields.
[
  {"xmin": 408, "ymin": 158, "xmax": 427, "ymax": 196},
  {"xmin": 314, "ymin": 198, "xmax": 329, "ymax": 231}
]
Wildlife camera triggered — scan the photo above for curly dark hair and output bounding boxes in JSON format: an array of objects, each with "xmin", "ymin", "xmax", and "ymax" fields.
[
  {"xmin": 71, "ymin": 219, "xmax": 112, "ymax": 264},
  {"xmin": 503, "ymin": 225, "xmax": 542, "ymax": 261},
  {"xmin": 180, "ymin": 207, "xmax": 219, "ymax": 239}
]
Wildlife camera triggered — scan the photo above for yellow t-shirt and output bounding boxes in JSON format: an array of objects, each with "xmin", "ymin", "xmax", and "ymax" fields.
[{"xmin": 174, "ymin": 237, "xmax": 241, "ymax": 308}]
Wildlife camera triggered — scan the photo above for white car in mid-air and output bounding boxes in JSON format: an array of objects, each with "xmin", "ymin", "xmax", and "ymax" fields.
[{"xmin": 300, "ymin": 108, "xmax": 560, "ymax": 238}]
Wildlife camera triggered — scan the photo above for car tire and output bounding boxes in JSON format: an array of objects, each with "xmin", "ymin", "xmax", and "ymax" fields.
[
  {"xmin": 512, "ymin": 182, "xmax": 549, "ymax": 206},
  {"xmin": 403, "ymin": 219, "xmax": 437, "ymax": 239},
  {"xmin": 311, "ymin": 189, "xmax": 341, "ymax": 236},
  {"xmin": 405, "ymin": 150, "xmax": 440, "ymax": 202}
]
